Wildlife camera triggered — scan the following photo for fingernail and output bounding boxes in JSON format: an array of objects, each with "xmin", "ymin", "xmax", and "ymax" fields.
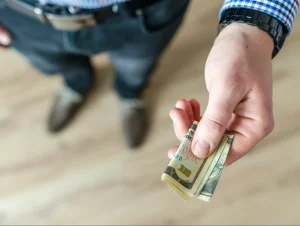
[
  {"xmin": 0, "ymin": 35, "xmax": 10, "ymax": 46},
  {"xmin": 194, "ymin": 140, "xmax": 210, "ymax": 158}
]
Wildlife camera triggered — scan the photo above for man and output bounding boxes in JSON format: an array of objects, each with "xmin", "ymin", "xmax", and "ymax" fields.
[
  {"xmin": 0, "ymin": 0, "xmax": 191, "ymax": 149},
  {"xmin": 0, "ymin": 0, "xmax": 298, "ymax": 165}
]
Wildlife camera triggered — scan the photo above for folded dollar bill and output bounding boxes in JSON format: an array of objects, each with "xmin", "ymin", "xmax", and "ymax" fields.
[{"xmin": 161, "ymin": 121, "xmax": 234, "ymax": 202}]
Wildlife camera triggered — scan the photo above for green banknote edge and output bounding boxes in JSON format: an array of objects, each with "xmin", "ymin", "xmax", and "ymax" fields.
[
  {"xmin": 197, "ymin": 135, "xmax": 234, "ymax": 202},
  {"xmin": 193, "ymin": 135, "xmax": 229, "ymax": 197}
]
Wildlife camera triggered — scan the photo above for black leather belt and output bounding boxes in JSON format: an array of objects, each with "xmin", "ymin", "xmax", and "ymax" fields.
[{"xmin": 3, "ymin": 0, "xmax": 160, "ymax": 31}]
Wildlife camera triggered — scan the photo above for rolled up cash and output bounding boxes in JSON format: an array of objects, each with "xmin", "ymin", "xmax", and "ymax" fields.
[{"xmin": 161, "ymin": 121, "xmax": 234, "ymax": 202}]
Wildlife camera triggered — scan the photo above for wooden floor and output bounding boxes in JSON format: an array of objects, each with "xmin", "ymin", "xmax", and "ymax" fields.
[{"xmin": 1, "ymin": 1, "xmax": 300, "ymax": 225}]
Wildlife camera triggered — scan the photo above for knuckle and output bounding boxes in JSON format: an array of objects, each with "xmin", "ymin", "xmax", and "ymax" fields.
[
  {"xmin": 176, "ymin": 99, "xmax": 189, "ymax": 108},
  {"xmin": 169, "ymin": 108, "xmax": 178, "ymax": 119},
  {"xmin": 204, "ymin": 117, "xmax": 226, "ymax": 133},
  {"xmin": 264, "ymin": 117, "xmax": 275, "ymax": 134},
  {"xmin": 258, "ymin": 115, "xmax": 275, "ymax": 137},
  {"xmin": 169, "ymin": 108, "xmax": 176, "ymax": 115}
]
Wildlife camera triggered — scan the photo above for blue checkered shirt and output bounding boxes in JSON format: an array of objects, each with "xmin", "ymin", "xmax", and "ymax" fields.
[
  {"xmin": 39, "ymin": 0, "xmax": 129, "ymax": 8},
  {"xmin": 39, "ymin": 0, "xmax": 299, "ymax": 33}
]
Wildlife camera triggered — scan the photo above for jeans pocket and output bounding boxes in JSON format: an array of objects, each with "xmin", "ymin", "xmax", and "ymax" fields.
[
  {"xmin": 0, "ymin": 1, "xmax": 5, "ymax": 11},
  {"xmin": 137, "ymin": 0, "xmax": 190, "ymax": 34}
]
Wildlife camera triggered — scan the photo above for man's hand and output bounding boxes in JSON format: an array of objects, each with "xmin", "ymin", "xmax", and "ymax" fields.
[
  {"xmin": 168, "ymin": 23, "xmax": 275, "ymax": 166},
  {"xmin": 0, "ymin": 25, "xmax": 11, "ymax": 47}
]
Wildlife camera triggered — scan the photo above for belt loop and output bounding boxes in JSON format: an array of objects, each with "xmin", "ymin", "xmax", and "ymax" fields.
[
  {"xmin": 112, "ymin": 4, "xmax": 119, "ymax": 13},
  {"xmin": 135, "ymin": 8, "xmax": 149, "ymax": 34},
  {"xmin": 122, "ymin": 0, "xmax": 145, "ymax": 17},
  {"xmin": 119, "ymin": 1, "xmax": 135, "ymax": 17},
  {"xmin": 33, "ymin": 3, "xmax": 47, "ymax": 23}
]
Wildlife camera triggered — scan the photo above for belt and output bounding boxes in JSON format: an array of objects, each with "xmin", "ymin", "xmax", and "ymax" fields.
[{"xmin": 3, "ymin": 0, "xmax": 160, "ymax": 31}]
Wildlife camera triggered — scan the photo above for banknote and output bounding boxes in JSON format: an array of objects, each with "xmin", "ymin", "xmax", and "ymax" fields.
[{"xmin": 161, "ymin": 121, "xmax": 234, "ymax": 202}]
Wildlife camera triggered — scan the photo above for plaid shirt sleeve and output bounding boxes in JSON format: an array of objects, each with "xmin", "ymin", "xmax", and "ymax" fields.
[
  {"xmin": 39, "ymin": 0, "xmax": 128, "ymax": 9},
  {"xmin": 219, "ymin": 0, "xmax": 300, "ymax": 34}
]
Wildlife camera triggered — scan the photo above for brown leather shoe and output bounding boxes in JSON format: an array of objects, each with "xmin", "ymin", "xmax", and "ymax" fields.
[
  {"xmin": 119, "ymin": 99, "xmax": 148, "ymax": 149},
  {"xmin": 48, "ymin": 86, "xmax": 84, "ymax": 133}
]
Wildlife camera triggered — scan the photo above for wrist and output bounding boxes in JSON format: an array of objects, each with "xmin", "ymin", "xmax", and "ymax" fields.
[
  {"xmin": 216, "ymin": 23, "xmax": 274, "ymax": 59},
  {"xmin": 218, "ymin": 8, "xmax": 288, "ymax": 58}
]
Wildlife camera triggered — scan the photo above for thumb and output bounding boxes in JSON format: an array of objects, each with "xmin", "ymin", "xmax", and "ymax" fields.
[
  {"xmin": 191, "ymin": 89, "xmax": 241, "ymax": 158},
  {"xmin": 0, "ymin": 25, "xmax": 11, "ymax": 46}
]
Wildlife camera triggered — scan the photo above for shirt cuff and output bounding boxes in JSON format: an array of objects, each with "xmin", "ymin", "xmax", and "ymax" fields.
[{"xmin": 219, "ymin": 0, "xmax": 300, "ymax": 34}]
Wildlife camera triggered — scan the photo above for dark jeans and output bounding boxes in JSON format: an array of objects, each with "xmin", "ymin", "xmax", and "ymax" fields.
[{"xmin": 0, "ymin": 0, "xmax": 190, "ymax": 98}]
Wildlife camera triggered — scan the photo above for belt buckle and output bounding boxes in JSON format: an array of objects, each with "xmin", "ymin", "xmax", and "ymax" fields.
[
  {"xmin": 33, "ymin": 5, "xmax": 97, "ymax": 31},
  {"xmin": 47, "ymin": 14, "xmax": 97, "ymax": 31}
]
